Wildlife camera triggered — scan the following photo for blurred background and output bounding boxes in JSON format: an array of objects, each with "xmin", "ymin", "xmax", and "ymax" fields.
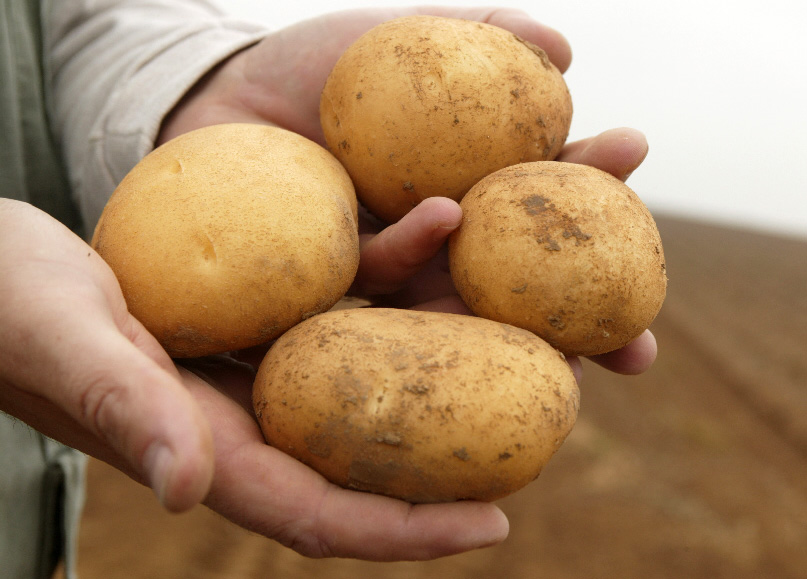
[
  {"xmin": 65, "ymin": 2, "xmax": 807, "ymax": 578},
  {"xmin": 216, "ymin": 0, "xmax": 807, "ymax": 240}
]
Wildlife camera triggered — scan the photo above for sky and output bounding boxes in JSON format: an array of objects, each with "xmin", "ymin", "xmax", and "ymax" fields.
[{"xmin": 213, "ymin": 0, "xmax": 807, "ymax": 239}]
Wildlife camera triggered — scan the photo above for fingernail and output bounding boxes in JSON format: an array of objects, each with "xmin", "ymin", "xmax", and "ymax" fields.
[
  {"xmin": 468, "ymin": 508, "xmax": 510, "ymax": 550},
  {"xmin": 143, "ymin": 442, "xmax": 174, "ymax": 508}
]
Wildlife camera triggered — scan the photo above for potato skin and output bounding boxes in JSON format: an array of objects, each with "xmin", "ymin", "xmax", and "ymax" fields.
[
  {"xmin": 320, "ymin": 15, "xmax": 572, "ymax": 223},
  {"xmin": 91, "ymin": 124, "xmax": 359, "ymax": 358},
  {"xmin": 449, "ymin": 162, "xmax": 667, "ymax": 357},
  {"xmin": 253, "ymin": 308, "xmax": 579, "ymax": 503}
]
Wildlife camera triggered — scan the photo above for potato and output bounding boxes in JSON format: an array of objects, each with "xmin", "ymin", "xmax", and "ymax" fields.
[
  {"xmin": 253, "ymin": 308, "xmax": 579, "ymax": 503},
  {"xmin": 91, "ymin": 123, "xmax": 359, "ymax": 358},
  {"xmin": 449, "ymin": 161, "xmax": 667, "ymax": 357},
  {"xmin": 320, "ymin": 15, "xmax": 572, "ymax": 223}
]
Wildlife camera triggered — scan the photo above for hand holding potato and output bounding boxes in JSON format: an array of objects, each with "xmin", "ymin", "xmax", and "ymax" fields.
[
  {"xmin": 148, "ymin": 6, "xmax": 658, "ymax": 558},
  {"xmin": 0, "ymin": 6, "xmax": 661, "ymax": 565}
]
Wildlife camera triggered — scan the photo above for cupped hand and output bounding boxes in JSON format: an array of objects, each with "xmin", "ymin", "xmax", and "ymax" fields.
[
  {"xmin": 353, "ymin": 127, "xmax": 658, "ymax": 380},
  {"xmin": 146, "ymin": 5, "xmax": 654, "ymax": 559},
  {"xmin": 180, "ymin": 355, "xmax": 508, "ymax": 560}
]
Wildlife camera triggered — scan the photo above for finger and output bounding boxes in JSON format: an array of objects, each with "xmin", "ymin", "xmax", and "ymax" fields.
[
  {"xmin": 566, "ymin": 355, "xmax": 584, "ymax": 383},
  {"xmin": 0, "ymin": 202, "xmax": 215, "ymax": 512},
  {"xmin": 301, "ymin": 485, "xmax": 510, "ymax": 560},
  {"xmin": 213, "ymin": 431, "xmax": 508, "ymax": 560},
  {"xmin": 586, "ymin": 330, "xmax": 658, "ymax": 375},
  {"xmin": 410, "ymin": 7, "xmax": 572, "ymax": 72},
  {"xmin": 77, "ymin": 330, "xmax": 215, "ymax": 512},
  {"xmin": 409, "ymin": 295, "xmax": 473, "ymax": 315},
  {"xmin": 14, "ymin": 313, "xmax": 215, "ymax": 512},
  {"xmin": 353, "ymin": 197, "xmax": 462, "ymax": 296},
  {"xmin": 557, "ymin": 127, "xmax": 649, "ymax": 181},
  {"xmin": 180, "ymin": 354, "xmax": 257, "ymax": 414}
]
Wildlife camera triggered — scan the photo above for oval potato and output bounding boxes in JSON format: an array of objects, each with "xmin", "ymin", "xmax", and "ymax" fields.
[
  {"xmin": 253, "ymin": 308, "xmax": 579, "ymax": 503},
  {"xmin": 92, "ymin": 123, "xmax": 359, "ymax": 358},
  {"xmin": 320, "ymin": 15, "xmax": 572, "ymax": 223},
  {"xmin": 449, "ymin": 161, "xmax": 667, "ymax": 356}
]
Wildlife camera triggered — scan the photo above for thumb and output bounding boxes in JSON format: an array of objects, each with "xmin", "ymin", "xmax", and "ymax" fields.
[
  {"xmin": 13, "ymin": 311, "xmax": 215, "ymax": 512},
  {"xmin": 72, "ymin": 323, "xmax": 214, "ymax": 512},
  {"xmin": 352, "ymin": 197, "xmax": 462, "ymax": 296}
]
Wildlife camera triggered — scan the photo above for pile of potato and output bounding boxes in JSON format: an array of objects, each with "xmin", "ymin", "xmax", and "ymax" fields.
[{"xmin": 92, "ymin": 16, "xmax": 666, "ymax": 503}]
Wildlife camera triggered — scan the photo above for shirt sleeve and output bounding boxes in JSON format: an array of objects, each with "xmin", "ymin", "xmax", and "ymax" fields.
[{"xmin": 42, "ymin": 0, "xmax": 270, "ymax": 233}]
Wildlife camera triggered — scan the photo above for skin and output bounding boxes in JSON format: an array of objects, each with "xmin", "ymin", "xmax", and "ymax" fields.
[{"xmin": 0, "ymin": 6, "xmax": 655, "ymax": 561}]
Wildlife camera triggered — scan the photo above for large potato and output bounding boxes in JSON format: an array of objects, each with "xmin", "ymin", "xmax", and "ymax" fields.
[
  {"xmin": 449, "ymin": 161, "xmax": 667, "ymax": 357},
  {"xmin": 92, "ymin": 123, "xmax": 359, "ymax": 358},
  {"xmin": 253, "ymin": 308, "xmax": 579, "ymax": 503},
  {"xmin": 320, "ymin": 15, "xmax": 572, "ymax": 223}
]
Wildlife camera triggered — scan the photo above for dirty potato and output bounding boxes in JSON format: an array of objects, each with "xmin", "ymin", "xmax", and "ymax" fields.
[
  {"xmin": 253, "ymin": 308, "xmax": 579, "ymax": 503},
  {"xmin": 449, "ymin": 161, "xmax": 667, "ymax": 356},
  {"xmin": 320, "ymin": 15, "xmax": 573, "ymax": 223},
  {"xmin": 91, "ymin": 123, "xmax": 359, "ymax": 358}
]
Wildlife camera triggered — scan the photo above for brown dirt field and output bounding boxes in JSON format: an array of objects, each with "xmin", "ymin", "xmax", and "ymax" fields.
[{"xmin": 63, "ymin": 216, "xmax": 807, "ymax": 579}]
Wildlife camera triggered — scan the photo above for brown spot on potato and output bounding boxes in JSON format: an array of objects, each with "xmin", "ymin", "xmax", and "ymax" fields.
[{"xmin": 453, "ymin": 448, "xmax": 471, "ymax": 461}]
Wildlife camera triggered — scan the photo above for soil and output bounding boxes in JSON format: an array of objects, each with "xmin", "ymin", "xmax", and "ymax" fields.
[{"xmin": 63, "ymin": 216, "xmax": 807, "ymax": 579}]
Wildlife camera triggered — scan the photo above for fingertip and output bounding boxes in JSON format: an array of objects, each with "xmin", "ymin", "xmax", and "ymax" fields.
[
  {"xmin": 420, "ymin": 501, "xmax": 510, "ymax": 556},
  {"xmin": 108, "ymin": 353, "xmax": 215, "ymax": 513},
  {"xmin": 566, "ymin": 355, "xmax": 584, "ymax": 384},
  {"xmin": 144, "ymin": 429, "xmax": 214, "ymax": 513},
  {"xmin": 485, "ymin": 10, "xmax": 572, "ymax": 72},
  {"xmin": 598, "ymin": 128, "xmax": 649, "ymax": 181},
  {"xmin": 410, "ymin": 197, "xmax": 463, "ymax": 240},
  {"xmin": 559, "ymin": 127, "xmax": 649, "ymax": 182},
  {"xmin": 587, "ymin": 329, "xmax": 658, "ymax": 376},
  {"xmin": 484, "ymin": 504, "xmax": 511, "ymax": 547}
]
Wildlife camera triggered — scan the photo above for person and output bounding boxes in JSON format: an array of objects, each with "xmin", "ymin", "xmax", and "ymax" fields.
[{"xmin": 0, "ymin": 1, "xmax": 657, "ymax": 577}]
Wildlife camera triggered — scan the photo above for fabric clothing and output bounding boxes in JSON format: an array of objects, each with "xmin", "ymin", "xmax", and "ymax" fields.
[
  {"xmin": 0, "ymin": 413, "xmax": 87, "ymax": 579},
  {"xmin": 0, "ymin": 1, "xmax": 268, "ymax": 577},
  {"xmin": 0, "ymin": 0, "xmax": 81, "ymax": 233},
  {"xmin": 45, "ymin": 0, "xmax": 268, "ymax": 233}
]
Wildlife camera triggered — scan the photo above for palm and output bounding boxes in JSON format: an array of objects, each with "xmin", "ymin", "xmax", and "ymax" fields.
[{"xmin": 177, "ymin": 357, "xmax": 513, "ymax": 560}]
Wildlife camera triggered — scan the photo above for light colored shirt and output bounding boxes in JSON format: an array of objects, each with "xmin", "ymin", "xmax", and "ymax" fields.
[{"xmin": 46, "ymin": 0, "xmax": 267, "ymax": 235}]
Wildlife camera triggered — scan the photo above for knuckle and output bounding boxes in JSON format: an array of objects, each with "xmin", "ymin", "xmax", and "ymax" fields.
[
  {"xmin": 284, "ymin": 530, "xmax": 335, "ymax": 560},
  {"xmin": 272, "ymin": 487, "xmax": 338, "ymax": 559},
  {"xmin": 76, "ymin": 370, "xmax": 129, "ymax": 439}
]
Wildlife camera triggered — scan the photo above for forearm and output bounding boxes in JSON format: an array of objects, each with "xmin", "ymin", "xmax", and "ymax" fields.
[{"xmin": 43, "ymin": 0, "xmax": 268, "ymax": 232}]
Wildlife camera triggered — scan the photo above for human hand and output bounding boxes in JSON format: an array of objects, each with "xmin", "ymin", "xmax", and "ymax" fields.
[
  {"xmin": 0, "ymin": 199, "xmax": 214, "ymax": 512},
  {"xmin": 179, "ymin": 352, "xmax": 508, "ymax": 560},
  {"xmin": 182, "ymin": 132, "xmax": 657, "ymax": 562},
  {"xmin": 352, "ymin": 127, "xmax": 658, "ymax": 381},
  {"xmin": 141, "ymin": 6, "xmax": 653, "ymax": 559}
]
